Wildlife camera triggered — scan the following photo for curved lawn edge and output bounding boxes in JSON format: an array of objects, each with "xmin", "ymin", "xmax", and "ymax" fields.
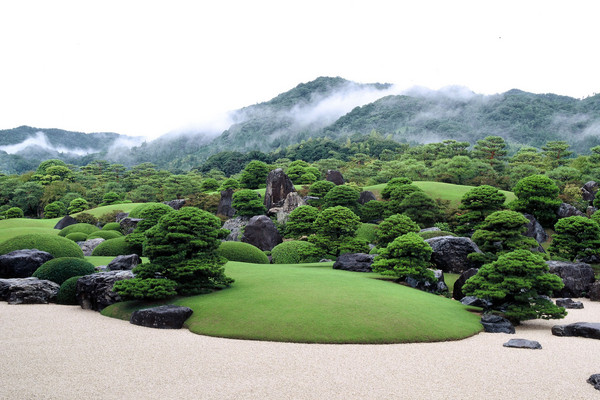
[{"xmin": 103, "ymin": 261, "xmax": 483, "ymax": 344}]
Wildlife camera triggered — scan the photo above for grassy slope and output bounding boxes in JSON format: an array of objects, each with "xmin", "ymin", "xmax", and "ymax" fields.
[
  {"xmin": 103, "ymin": 261, "xmax": 482, "ymax": 344},
  {"xmin": 73, "ymin": 203, "xmax": 145, "ymax": 217}
]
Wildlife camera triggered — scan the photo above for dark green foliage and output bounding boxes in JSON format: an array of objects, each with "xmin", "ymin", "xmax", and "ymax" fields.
[
  {"xmin": 271, "ymin": 241, "xmax": 323, "ymax": 264},
  {"xmin": 125, "ymin": 203, "xmax": 174, "ymax": 254},
  {"xmin": 87, "ymin": 230, "xmax": 123, "ymax": 240},
  {"xmin": 102, "ymin": 222, "xmax": 122, "ymax": 232},
  {"xmin": 220, "ymin": 178, "xmax": 240, "ymax": 190},
  {"xmin": 65, "ymin": 232, "xmax": 88, "ymax": 242},
  {"xmin": 371, "ymin": 232, "xmax": 435, "ymax": 284},
  {"xmin": 33, "ymin": 257, "xmax": 95, "ymax": 285},
  {"xmin": 359, "ymin": 200, "xmax": 388, "ymax": 222},
  {"xmin": 307, "ymin": 180, "xmax": 335, "ymax": 207},
  {"xmin": 73, "ymin": 213, "xmax": 98, "ymax": 225},
  {"xmin": 112, "ymin": 277, "xmax": 178, "ymax": 300},
  {"xmin": 510, "ymin": 175, "xmax": 561, "ymax": 227},
  {"xmin": 285, "ymin": 205, "xmax": 319, "ymax": 238},
  {"xmin": 58, "ymin": 223, "xmax": 100, "ymax": 237},
  {"xmin": 548, "ymin": 216, "xmax": 600, "ymax": 261},
  {"xmin": 287, "ymin": 160, "xmax": 320, "ymax": 184},
  {"xmin": 376, "ymin": 214, "xmax": 420, "ymax": 247},
  {"xmin": 68, "ymin": 198, "xmax": 88, "ymax": 214},
  {"xmin": 43, "ymin": 201, "xmax": 66, "ymax": 219},
  {"xmin": 418, "ymin": 230, "xmax": 456, "ymax": 240},
  {"xmin": 309, "ymin": 206, "xmax": 366, "ymax": 257},
  {"xmin": 101, "ymin": 191, "xmax": 121, "ymax": 206},
  {"xmin": 542, "ymin": 141, "xmax": 573, "ymax": 168},
  {"xmin": 398, "ymin": 191, "xmax": 442, "ymax": 228},
  {"xmin": 355, "ymin": 223, "xmax": 379, "ymax": 244},
  {"xmin": 36, "ymin": 159, "xmax": 68, "ymax": 175},
  {"xmin": 0, "ymin": 234, "xmax": 85, "ymax": 258},
  {"xmin": 462, "ymin": 250, "xmax": 566, "ymax": 323},
  {"xmin": 456, "ymin": 185, "xmax": 506, "ymax": 235},
  {"xmin": 128, "ymin": 202, "xmax": 171, "ymax": 218},
  {"xmin": 216, "ymin": 241, "xmax": 270, "ymax": 264},
  {"xmin": 4, "ymin": 207, "xmax": 23, "ymax": 219},
  {"xmin": 91, "ymin": 237, "xmax": 136, "ymax": 256},
  {"xmin": 232, "ymin": 189, "xmax": 266, "ymax": 217},
  {"xmin": 472, "ymin": 136, "xmax": 507, "ymax": 171},
  {"xmin": 200, "ymin": 178, "xmax": 220, "ymax": 192},
  {"xmin": 240, "ymin": 160, "xmax": 270, "ymax": 189},
  {"xmin": 322, "ymin": 185, "xmax": 360, "ymax": 213},
  {"xmin": 380, "ymin": 177, "xmax": 412, "ymax": 200},
  {"xmin": 56, "ymin": 275, "xmax": 83, "ymax": 305}
]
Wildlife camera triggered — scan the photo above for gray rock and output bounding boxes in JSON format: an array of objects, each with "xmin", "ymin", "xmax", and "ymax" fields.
[
  {"xmin": 326, "ymin": 170, "xmax": 344, "ymax": 185},
  {"xmin": 217, "ymin": 189, "xmax": 235, "ymax": 218},
  {"xmin": 241, "ymin": 215, "xmax": 283, "ymax": 251},
  {"xmin": 405, "ymin": 270, "xmax": 448, "ymax": 293},
  {"xmin": 523, "ymin": 213, "xmax": 548, "ymax": 244},
  {"xmin": 581, "ymin": 181, "xmax": 598, "ymax": 202},
  {"xmin": 0, "ymin": 249, "xmax": 54, "ymax": 278},
  {"xmin": 588, "ymin": 374, "xmax": 600, "ymax": 391},
  {"xmin": 130, "ymin": 305, "xmax": 193, "ymax": 329},
  {"xmin": 120, "ymin": 218, "xmax": 142, "ymax": 235},
  {"xmin": 0, "ymin": 277, "xmax": 60, "ymax": 304},
  {"xmin": 546, "ymin": 260, "xmax": 596, "ymax": 298},
  {"xmin": 425, "ymin": 236, "xmax": 482, "ymax": 273},
  {"xmin": 503, "ymin": 339, "xmax": 542, "ymax": 349},
  {"xmin": 107, "ymin": 254, "xmax": 141, "ymax": 271},
  {"xmin": 333, "ymin": 253, "xmax": 374, "ymax": 272},
  {"xmin": 552, "ymin": 322, "xmax": 600, "ymax": 339},
  {"xmin": 589, "ymin": 281, "xmax": 600, "ymax": 301},
  {"xmin": 95, "ymin": 265, "xmax": 109, "ymax": 272},
  {"xmin": 460, "ymin": 296, "xmax": 492, "ymax": 308},
  {"xmin": 264, "ymin": 168, "xmax": 296, "ymax": 210},
  {"xmin": 358, "ymin": 191, "xmax": 377, "ymax": 205},
  {"xmin": 53, "ymin": 215, "xmax": 78, "ymax": 230},
  {"xmin": 557, "ymin": 202, "xmax": 585, "ymax": 218},
  {"xmin": 555, "ymin": 298, "xmax": 584, "ymax": 309},
  {"xmin": 480, "ymin": 314, "xmax": 515, "ymax": 334},
  {"xmin": 274, "ymin": 192, "xmax": 307, "ymax": 225},
  {"xmin": 76, "ymin": 270, "xmax": 134, "ymax": 311},
  {"xmin": 78, "ymin": 238, "xmax": 105, "ymax": 257},
  {"xmin": 222, "ymin": 216, "xmax": 249, "ymax": 242},
  {"xmin": 163, "ymin": 199, "xmax": 186, "ymax": 210},
  {"xmin": 452, "ymin": 268, "xmax": 479, "ymax": 300},
  {"xmin": 420, "ymin": 227, "xmax": 441, "ymax": 232},
  {"xmin": 319, "ymin": 259, "xmax": 334, "ymax": 263},
  {"xmin": 116, "ymin": 212, "xmax": 129, "ymax": 222}
]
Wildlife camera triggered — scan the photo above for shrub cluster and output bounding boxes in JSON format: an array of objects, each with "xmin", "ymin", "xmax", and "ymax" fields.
[
  {"xmin": 65, "ymin": 232, "xmax": 89, "ymax": 242},
  {"xmin": 33, "ymin": 257, "xmax": 95, "ymax": 285},
  {"xmin": 271, "ymin": 241, "xmax": 322, "ymax": 264},
  {"xmin": 0, "ymin": 234, "xmax": 84, "ymax": 258},
  {"xmin": 59, "ymin": 223, "xmax": 99, "ymax": 237},
  {"xmin": 87, "ymin": 230, "xmax": 123, "ymax": 240},
  {"xmin": 91, "ymin": 236, "xmax": 136, "ymax": 256}
]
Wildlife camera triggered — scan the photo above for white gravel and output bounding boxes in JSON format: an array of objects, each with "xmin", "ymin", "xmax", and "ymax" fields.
[{"xmin": 1, "ymin": 300, "xmax": 599, "ymax": 399}]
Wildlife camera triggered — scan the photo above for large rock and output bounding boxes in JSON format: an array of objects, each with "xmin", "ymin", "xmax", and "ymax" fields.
[
  {"xmin": 120, "ymin": 217, "xmax": 142, "ymax": 235},
  {"xmin": 76, "ymin": 270, "xmax": 134, "ymax": 311},
  {"xmin": 358, "ymin": 191, "xmax": 377, "ymax": 205},
  {"xmin": 551, "ymin": 322, "xmax": 600, "ymax": 339},
  {"xmin": 452, "ymin": 268, "xmax": 479, "ymax": 300},
  {"xmin": 241, "ymin": 215, "xmax": 282, "ymax": 251},
  {"xmin": 116, "ymin": 212, "xmax": 129, "ymax": 222},
  {"xmin": 555, "ymin": 298, "xmax": 584, "ymax": 309},
  {"xmin": 107, "ymin": 254, "xmax": 141, "ymax": 271},
  {"xmin": 0, "ymin": 277, "xmax": 60, "ymax": 304},
  {"xmin": 333, "ymin": 253, "xmax": 374, "ymax": 272},
  {"xmin": 589, "ymin": 281, "xmax": 600, "ymax": 301},
  {"xmin": 406, "ymin": 270, "xmax": 448, "ymax": 293},
  {"xmin": 163, "ymin": 199, "xmax": 186, "ymax": 210},
  {"xmin": 0, "ymin": 249, "xmax": 54, "ymax": 278},
  {"xmin": 325, "ymin": 170, "xmax": 344, "ymax": 185},
  {"xmin": 581, "ymin": 181, "xmax": 598, "ymax": 202},
  {"xmin": 425, "ymin": 236, "xmax": 482, "ymax": 273},
  {"xmin": 78, "ymin": 238, "xmax": 105, "ymax": 257},
  {"xmin": 546, "ymin": 260, "xmax": 596, "ymax": 298},
  {"xmin": 557, "ymin": 202, "xmax": 585, "ymax": 218},
  {"xmin": 53, "ymin": 215, "xmax": 78, "ymax": 230},
  {"xmin": 222, "ymin": 216, "xmax": 249, "ymax": 242},
  {"xmin": 130, "ymin": 305, "xmax": 193, "ymax": 329},
  {"xmin": 273, "ymin": 192, "xmax": 307, "ymax": 225},
  {"xmin": 217, "ymin": 189, "xmax": 235, "ymax": 218},
  {"xmin": 503, "ymin": 339, "xmax": 542, "ymax": 349},
  {"xmin": 523, "ymin": 213, "xmax": 548, "ymax": 244},
  {"xmin": 264, "ymin": 168, "xmax": 296, "ymax": 210},
  {"xmin": 460, "ymin": 296, "xmax": 492, "ymax": 308},
  {"xmin": 480, "ymin": 314, "xmax": 515, "ymax": 334}
]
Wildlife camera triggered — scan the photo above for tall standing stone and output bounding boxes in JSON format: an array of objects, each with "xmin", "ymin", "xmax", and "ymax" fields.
[
  {"xmin": 264, "ymin": 168, "xmax": 295, "ymax": 210},
  {"xmin": 241, "ymin": 215, "xmax": 283, "ymax": 251},
  {"xmin": 326, "ymin": 170, "xmax": 344, "ymax": 185},
  {"xmin": 217, "ymin": 188, "xmax": 235, "ymax": 218}
]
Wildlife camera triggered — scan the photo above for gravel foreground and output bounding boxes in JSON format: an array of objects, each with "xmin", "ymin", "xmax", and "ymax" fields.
[{"xmin": 1, "ymin": 300, "xmax": 599, "ymax": 400}]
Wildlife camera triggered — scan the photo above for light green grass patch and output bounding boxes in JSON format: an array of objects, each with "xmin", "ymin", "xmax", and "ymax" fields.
[
  {"xmin": 85, "ymin": 256, "xmax": 148, "ymax": 267},
  {"xmin": 74, "ymin": 203, "xmax": 146, "ymax": 217}
]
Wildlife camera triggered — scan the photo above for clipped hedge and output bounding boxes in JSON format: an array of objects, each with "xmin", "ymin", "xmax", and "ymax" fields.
[
  {"xmin": 271, "ymin": 241, "xmax": 322, "ymax": 264},
  {"xmin": 91, "ymin": 236, "xmax": 136, "ymax": 257},
  {"xmin": 65, "ymin": 232, "xmax": 89, "ymax": 242},
  {"xmin": 57, "ymin": 275, "xmax": 83, "ymax": 305},
  {"xmin": 87, "ymin": 230, "xmax": 123, "ymax": 240},
  {"xmin": 102, "ymin": 222, "xmax": 122, "ymax": 232},
  {"xmin": 33, "ymin": 258, "xmax": 95, "ymax": 285},
  {"xmin": 58, "ymin": 223, "xmax": 100, "ymax": 237},
  {"xmin": 216, "ymin": 241, "xmax": 270, "ymax": 264},
  {"xmin": 128, "ymin": 202, "xmax": 172, "ymax": 218},
  {"xmin": 0, "ymin": 234, "xmax": 85, "ymax": 258}
]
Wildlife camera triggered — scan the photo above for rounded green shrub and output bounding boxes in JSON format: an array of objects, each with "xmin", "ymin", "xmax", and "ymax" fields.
[
  {"xmin": 4, "ymin": 207, "xmax": 24, "ymax": 219},
  {"xmin": 271, "ymin": 241, "xmax": 322, "ymax": 264},
  {"xmin": 73, "ymin": 213, "xmax": 98, "ymax": 225},
  {"xmin": 56, "ymin": 275, "xmax": 83, "ymax": 305},
  {"xmin": 102, "ymin": 222, "xmax": 122, "ymax": 231},
  {"xmin": 0, "ymin": 234, "xmax": 84, "ymax": 258},
  {"xmin": 65, "ymin": 232, "xmax": 89, "ymax": 242},
  {"xmin": 87, "ymin": 230, "xmax": 123, "ymax": 240},
  {"xmin": 128, "ymin": 202, "xmax": 172, "ymax": 218},
  {"xmin": 91, "ymin": 236, "xmax": 136, "ymax": 256},
  {"xmin": 33, "ymin": 258, "xmax": 95, "ymax": 285},
  {"xmin": 58, "ymin": 223, "xmax": 100, "ymax": 237},
  {"xmin": 216, "ymin": 241, "xmax": 270, "ymax": 264}
]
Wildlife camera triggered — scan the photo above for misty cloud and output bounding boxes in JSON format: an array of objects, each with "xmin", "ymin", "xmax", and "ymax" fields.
[{"xmin": 0, "ymin": 131, "xmax": 97, "ymax": 156}]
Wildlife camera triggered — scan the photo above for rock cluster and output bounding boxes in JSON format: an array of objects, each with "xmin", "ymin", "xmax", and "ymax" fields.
[
  {"xmin": 76, "ymin": 270, "xmax": 134, "ymax": 311},
  {"xmin": 241, "ymin": 215, "xmax": 282, "ymax": 251},
  {"xmin": 78, "ymin": 238, "xmax": 105, "ymax": 256},
  {"xmin": 107, "ymin": 254, "xmax": 141, "ymax": 271},
  {"xmin": 264, "ymin": 168, "xmax": 295, "ymax": 210},
  {"xmin": 332, "ymin": 253, "xmax": 374, "ymax": 272},
  {"xmin": 555, "ymin": 298, "xmax": 584, "ymax": 309},
  {"xmin": 546, "ymin": 261, "xmax": 596, "ymax": 298},
  {"xmin": 480, "ymin": 314, "xmax": 515, "ymax": 334},
  {"xmin": 0, "ymin": 277, "xmax": 59, "ymax": 304},
  {"xmin": 222, "ymin": 216, "xmax": 249, "ymax": 242},
  {"xmin": 523, "ymin": 213, "xmax": 548, "ymax": 244}
]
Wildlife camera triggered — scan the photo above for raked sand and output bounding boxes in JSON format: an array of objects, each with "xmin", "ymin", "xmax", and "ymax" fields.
[{"xmin": 1, "ymin": 300, "xmax": 599, "ymax": 400}]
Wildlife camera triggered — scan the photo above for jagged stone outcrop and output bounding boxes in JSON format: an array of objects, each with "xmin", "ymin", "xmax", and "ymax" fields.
[
  {"xmin": 425, "ymin": 236, "xmax": 482, "ymax": 273},
  {"xmin": 523, "ymin": 213, "xmax": 548, "ymax": 244},
  {"xmin": 272, "ymin": 192, "xmax": 307, "ymax": 225},
  {"xmin": 76, "ymin": 270, "xmax": 134, "ymax": 311},
  {"xmin": 557, "ymin": 203, "xmax": 585, "ymax": 218},
  {"xmin": 546, "ymin": 260, "xmax": 596, "ymax": 298},
  {"xmin": 217, "ymin": 189, "xmax": 235, "ymax": 218},
  {"xmin": 264, "ymin": 168, "xmax": 296, "ymax": 210},
  {"xmin": 241, "ymin": 215, "xmax": 282, "ymax": 251},
  {"xmin": 119, "ymin": 218, "xmax": 142, "ymax": 235},
  {"xmin": 452, "ymin": 268, "xmax": 479, "ymax": 300},
  {"xmin": 0, "ymin": 249, "xmax": 54, "ymax": 278},
  {"xmin": 480, "ymin": 314, "xmax": 515, "ymax": 334},
  {"xmin": 581, "ymin": 181, "xmax": 598, "ymax": 202},
  {"xmin": 78, "ymin": 238, "xmax": 105, "ymax": 257},
  {"xmin": 0, "ymin": 277, "xmax": 60, "ymax": 304},
  {"xmin": 222, "ymin": 216, "xmax": 249, "ymax": 242}
]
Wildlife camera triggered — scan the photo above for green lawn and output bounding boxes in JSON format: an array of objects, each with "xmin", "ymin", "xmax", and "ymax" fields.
[
  {"xmin": 103, "ymin": 261, "xmax": 482, "ymax": 344},
  {"xmin": 73, "ymin": 203, "xmax": 145, "ymax": 217}
]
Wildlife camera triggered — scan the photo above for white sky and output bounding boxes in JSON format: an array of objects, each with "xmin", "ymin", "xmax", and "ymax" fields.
[{"xmin": 1, "ymin": 0, "xmax": 599, "ymax": 140}]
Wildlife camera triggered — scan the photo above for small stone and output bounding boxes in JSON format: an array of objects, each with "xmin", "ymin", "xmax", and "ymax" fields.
[
  {"xmin": 555, "ymin": 298, "xmax": 584, "ymax": 309},
  {"xmin": 130, "ymin": 305, "xmax": 193, "ymax": 329},
  {"xmin": 588, "ymin": 374, "xmax": 600, "ymax": 391},
  {"xmin": 503, "ymin": 338, "xmax": 542, "ymax": 349},
  {"xmin": 480, "ymin": 314, "xmax": 515, "ymax": 334}
]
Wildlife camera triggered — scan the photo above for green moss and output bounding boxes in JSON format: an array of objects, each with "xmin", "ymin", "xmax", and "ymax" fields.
[
  {"xmin": 91, "ymin": 236, "xmax": 136, "ymax": 256},
  {"xmin": 58, "ymin": 223, "xmax": 100, "ymax": 237},
  {"xmin": 87, "ymin": 230, "xmax": 123, "ymax": 240},
  {"xmin": 0, "ymin": 234, "xmax": 84, "ymax": 258},
  {"xmin": 65, "ymin": 232, "xmax": 89, "ymax": 242},
  {"xmin": 33, "ymin": 258, "xmax": 95, "ymax": 285},
  {"xmin": 216, "ymin": 241, "xmax": 270, "ymax": 264}
]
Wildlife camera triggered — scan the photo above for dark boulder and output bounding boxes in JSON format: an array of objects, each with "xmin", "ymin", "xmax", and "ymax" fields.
[
  {"xmin": 116, "ymin": 212, "xmax": 129, "ymax": 222},
  {"xmin": 581, "ymin": 181, "xmax": 598, "ymax": 202},
  {"xmin": 557, "ymin": 203, "xmax": 585, "ymax": 219},
  {"xmin": 480, "ymin": 314, "xmax": 515, "ymax": 334},
  {"xmin": 107, "ymin": 254, "xmax": 141, "ymax": 271},
  {"xmin": 0, "ymin": 277, "xmax": 60, "ymax": 304},
  {"xmin": 326, "ymin": 170, "xmax": 344, "ymax": 185},
  {"xmin": 241, "ymin": 215, "xmax": 282, "ymax": 251},
  {"xmin": 0, "ymin": 249, "xmax": 54, "ymax": 278},
  {"xmin": 588, "ymin": 374, "xmax": 600, "ymax": 391},
  {"xmin": 78, "ymin": 238, "xmax": 105, "ymax": 256},
  {"xmin": 333, "ymin": 253, "xmax": 374, "ymax": 272},
  {"xmin": 120, "ymin": 217, "xmax": 142, "ymax": 235},
  {"xmin": 552, "ymin": 322, "xmax": 600, "ymax": 339},
  {"xmin": 425, "ymin": 236, "xmax": 482, "ymax": 273},
  {"xmin": 589, "ymin": 281, "xmax": 600, "ymax": 301},
  {"xmin": 503, "ymin": 339, "xmax": 542, "ymax": 349},
  {"xmin": 546, "ymin": 260, "xmax": 596, "ymax": 298},
  {"xmin": 222, "ymin": 216, "xmax": 249, "ymax": 242},
  {"xmin": 53, "ymin": 215, "xmax": 78, "ymax": 230},
  {"xmin": 460, "ymin": 296, "xmax": 492, "ymax": 309},
  {"xmin": 264, "ymin": 168, "xmax": 296, "ymax": 210},
  {"xmin": 358, "ymin": 191, "xmax": 377, "ymax": 205},
  {"xmin": 76, "ymin": 270, "xmax": 134, "ymax": 311},
  {"xmin": 217, "ymin": 189, "xmax": 235, "ymax": 218},
  {"xmin": 523, "ymin": 213, "xmax": 548, "ymax": 244},
  {"xmin": 130, "ymin": 305, "xmax": 193, "ymax": 329},
  {"xmin": 555, "ymin": 298, "xmax": 584, "ymax": 309},
  {"xmin": 163, "ymin": 199, "xmax": 186, "ymax": 210},
  {"xmin": 452, "ymin": 268, "xmax": 479, "ymax": 300},
  {"xmin": 406, "ymin": 270, "xmax": 448, "ymax": 293}
]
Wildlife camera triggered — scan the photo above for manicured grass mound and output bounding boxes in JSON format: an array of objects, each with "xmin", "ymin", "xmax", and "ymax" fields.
[
  {"xmin": 73, "ymin": 203, "xmax": 145, "ymax": 218},
  {"xmin": 33, "ymin": 257, "xmax": 95, "ymax": 285},
  {"xmin": 91, "ymin": 237, "xmax": 136, "ymax": 256},
  {"xmin": 271, "ymin": 241, "xmax": 321, "ymax": 264},
  {"xmin": 216, "ymin": 241, "xmax": 270, "ymax": 264},
  {"xmin": 0, "ymin": 234, "xmax": 84, "ymax": 258},
  {"xmin": 58, "ymin": 223, "xmax": 99, "ymax": 237},
  {"xmin": 57, "ymin": 275, "xmax": 83, "ymax": 305},
  {"xmin": 65, "ymin": 232, "xmax": 89, "ymax": 242},
  {"xmin": 87, "ymin": 230, "xmax": 123, "ymax": 240},
  {"xmin": 104, "ymin": 262, "xmax": 483, "ymax": 344},
  {"xmin": 102, "ymin": 222, "xmax": 122, "ymax": 231}
]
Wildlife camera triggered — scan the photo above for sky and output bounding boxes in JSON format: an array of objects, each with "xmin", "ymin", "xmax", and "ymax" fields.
[{"xmin": 1, "ymin": 0, "xmax": 599, "ymax": 140}]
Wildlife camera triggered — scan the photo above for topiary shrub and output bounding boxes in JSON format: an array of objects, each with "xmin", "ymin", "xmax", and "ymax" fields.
[
  {"xmin": 65, "ymin": 232, "xmax": 89, "ymax": 242},
  {"xmin": 4, "ymin": 207, "xmax": 24, "ymax": 219},
  {"xmin": 375, "ymin": 214, "xmax": 420, "ymax": 247},
  {"xmin": 102, "ymin": 222, "xmax": 122, "ymax": 232},
  {"xmin": 125, "ymin": 203, "xmax": 175, "ymax": 254},
  {"xmin": 0, "ymin": 234, "xmax": 84, "ymax": 258},
  {"xmin": 56, "ymin": 275, "xmax": 83, "ymax": 305},
  {"xmin": 33, "ymin": 258, "xmax": 95, "ymax": 285},
  {"xmin": 128, "ymin": 202, "xmax": 172, "ymax": 218},
  {"xmin": 216, "ymin": 241, "xmax": 270, "ymax": 264},
  {"xmin": 232, "ymin": 189, "xmax": 266, "ymax": 216},
  {"xmin": 418, "ymin": 230, "xmax": 457, "ymax": 240},
  {"xmin": 271, "ymin": 241, "xmax": 323, "ymax": 264},
  {"xmin": 98, "ymin": 209, "xmax": 125, "ymax": 226},
  {"xmin": 73, "ymin": 213, "xmax": 98, "ymax": 226},
  {"xmin": 58, "ymin": 223, "xmax": 100, "ymax": 237},
  {"xmin": 285, "ymin": 205, "xmax": 319, "ymax": 238},
  {"xmin": 87, "ymin": 230, "xmax": 123, "ymax": 240},
  {"xmin": 112, "ymin": 277, "xmax": 178, "ymax": 300},
  {"xmin": 91, "ymin": 236, "xmax": 136, "ymax": 256}
]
